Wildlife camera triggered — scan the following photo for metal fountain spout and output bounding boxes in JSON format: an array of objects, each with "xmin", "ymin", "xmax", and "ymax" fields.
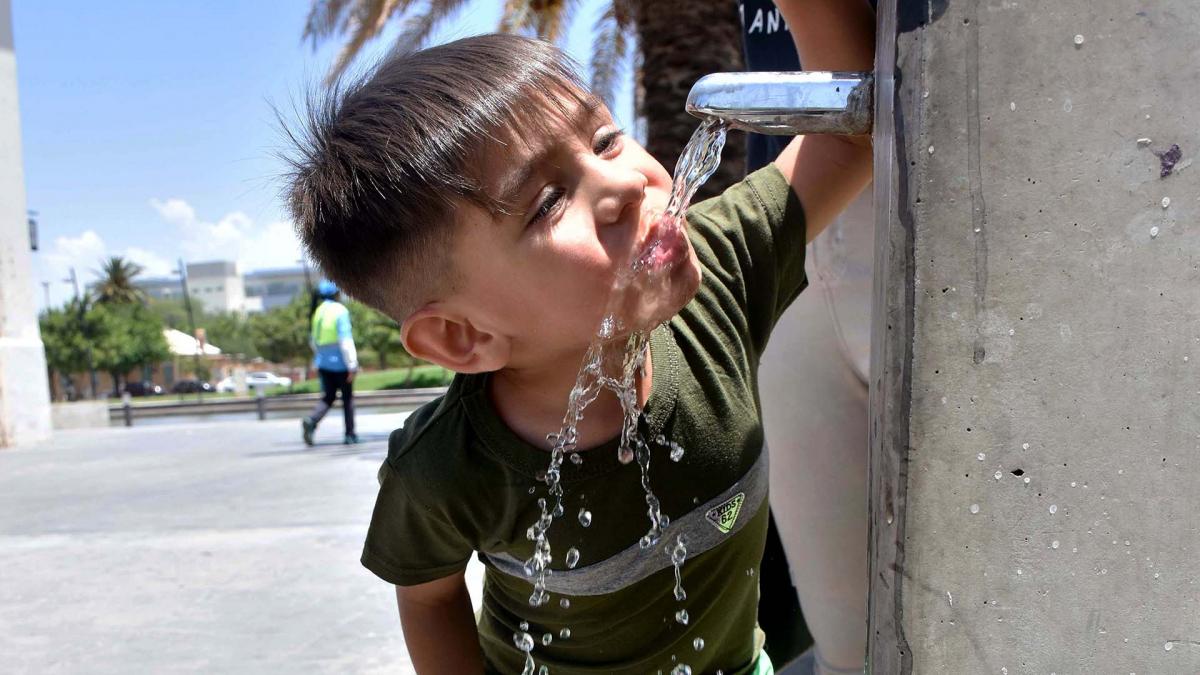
[{"xmin": 685, "ymin": 71, "xmax": 874, "ymax": 136}]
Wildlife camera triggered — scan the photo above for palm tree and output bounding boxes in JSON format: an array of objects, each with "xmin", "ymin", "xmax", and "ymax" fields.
[
  {"xmin": 93, "ymin": 256, "xmax": 148, "ymax": 305},
  {"xmin": 301, "ymin": 0, "xmax": 745, "ymax": 199}
]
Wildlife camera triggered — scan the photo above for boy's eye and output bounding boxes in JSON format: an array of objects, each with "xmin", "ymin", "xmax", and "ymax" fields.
[
  {"xmin": 593, "ymin": 128, "xmax": 624, "ymax": 155},
  {"xmin": 529, "ymin": 187, "xmax": 565, "ymax": 225}
]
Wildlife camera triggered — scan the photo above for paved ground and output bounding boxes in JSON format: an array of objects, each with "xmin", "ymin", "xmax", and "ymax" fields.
[{"xmin": 0, "ymin": 413, "xmax": 484, "ymax": 674}]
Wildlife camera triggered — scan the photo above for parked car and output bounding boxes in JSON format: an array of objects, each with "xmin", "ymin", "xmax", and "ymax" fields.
[
  {"xmin": 123, "ymin": 380, "xmax": 164, "ymax": 396},
  {"xmin": 215, "ymin": 372, "xmax": 292, "ymax": 393},
  {"xmin": 171, "ymin": 380, "xmax": 213, "ymax": 394},
  {"xmin": 247, "ymin": 372, "xmax": 292, "ymax": 389}
]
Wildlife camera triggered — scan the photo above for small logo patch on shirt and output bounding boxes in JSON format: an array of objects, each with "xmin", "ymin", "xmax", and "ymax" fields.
[{"xmin": 706, "ymin": 492, "xmax": 745, "ymax": 534}]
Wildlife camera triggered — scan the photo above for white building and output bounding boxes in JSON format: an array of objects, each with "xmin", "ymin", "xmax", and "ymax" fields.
[{"xmin": 134, "ymin": 261, "xmax": 309, "ymax": 314}]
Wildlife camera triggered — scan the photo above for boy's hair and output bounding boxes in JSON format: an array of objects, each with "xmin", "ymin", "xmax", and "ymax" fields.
[{"xmin": 284, "ymin": 34, "xmax": 590, "ymax": 322}]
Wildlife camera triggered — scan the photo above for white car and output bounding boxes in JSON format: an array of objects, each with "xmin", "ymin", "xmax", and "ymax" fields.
[
  {"xmin": 246, "ymin": 372, "xmax": 292, "ymax": 389},
  {"xmin": 215, "ymin": 373, "xmax": 292, "ymax": 393}
]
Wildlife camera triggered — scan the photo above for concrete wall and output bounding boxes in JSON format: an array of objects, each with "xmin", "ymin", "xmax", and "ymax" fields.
[
  {"xmin": 869, "ymin": 0, "xmax": 1200, "ymax": 671},
  {"xmin": 0, "ymin": 0, "xmax": 52, "ymax": 448},
  {"xmin": 50, "ymin": 401, "xmax": 110, "ymax": 430}
]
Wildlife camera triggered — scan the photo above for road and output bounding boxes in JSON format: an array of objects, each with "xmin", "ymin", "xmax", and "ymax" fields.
[{"xmin": 0, "ymin": 412, "xmax": 484, "ymax": 674}]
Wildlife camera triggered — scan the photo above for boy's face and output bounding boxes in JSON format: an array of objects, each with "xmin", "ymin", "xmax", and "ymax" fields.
[{"xmin": 450, "ymin": 92, "xmax": 701, "ymax": 368}]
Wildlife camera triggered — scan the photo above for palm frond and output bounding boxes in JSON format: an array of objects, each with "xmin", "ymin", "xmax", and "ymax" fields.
[
  {"xmin": 590, "ymin": 1, "xmax": 631, "ymax": 108},
  {"xmin": 385, "ymin": 0, "xmax": 469, "ymax": 54},
  {"xmin": 302, "ymin": 0, "xmax": 356, "ymax": 48},
  {"xmin": 499, "ymin": 0, "xmax": 533, "ymax": 34}
]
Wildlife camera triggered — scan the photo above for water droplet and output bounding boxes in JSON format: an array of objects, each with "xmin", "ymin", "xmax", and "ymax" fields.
[
  {"xmin": 675, "ymin": 609, "xmax": 689, "ymax": 625},
  {"xmin": 1052, "ymin": 540, "xmax": 1060, "ymax": 549},
  {"xmin": 1165, "ymin": 641, "xmax": 1173, "ymax": 651},
  {"xmin": 1022, "ymin": 442, "xmax": 1030, "ymax": 450},
  {"xmin": 1049, "ymin": 504, "xmax": 1058, "ymax": 515},
  {"xmin": 514, "ymin": 631, "xmax": 534, "ymax": 652},
  {"xmin": 928, "ymin": 145, "xmax": 935, "ymax": 155},
  {"xmin": 970, "ymin": 503, "xmax": 981, "ymax": 514},
  {"xmin": 542, "ymin": 633, "xmax": 553, "ymax": 646},
  {"xmin": 598, "ymin": 316, "xmax": 615, "ymax": 339},
  {"xmin": 1023, "ymin": 477, "xmax": 1031, "ymax": 484},
  {"xmin": 560, "ymin": 597, "xmax": 570, "ymax": 609},
  {"xmin": 578, "ymin": 509, "xmax": 592, "ymax": 527},
  {"xmin": 1125, "ymin": 540, "xmax": 1131, "ymax": 546},
  {"xmin": 565, "ymin": 548, "xmax": 580, "ymax": 569},
  {"xmin": 1009, "ymin": 328, "xmax": 1016, "ymax": 336},
  {"xmin": 1009, "ymin": 102, "xmax": 1016, "ymax": 111},
  {"xmin": 528, "ymin": 487, "xmax": 536, "ymax": 495},
  {"xmin": 618, "ymin": 447, "xmax": 634, "ymax": 464},
  {"xmin": 669, "ymin": 442, "xmax": 685, "ymax": 462},
  {"xmin": 977, "ymin": 452, "xmax": 986, "ymax": 461},
  {"xmin": 1016, "ymin": 569, "xmax": 1023, "ymax": 575},
  {"xmin": 560, "ymin": 627, "xmax": 571, "ymax": 639},
  {"xmin": 569, "ymin": 452, "xmax": 582, "ymax": 465},
  {"xmin": 693, "ymin": 637, "xmax": 705, "ymax": 651},
  {"xmin": 670, "ymin": 666, "xmax": 692, "ymax": 675},
  {"xmin": 539, "ymin": 667, "xmax": 548, "ymax": 675},
  {"xmin": 1071, "ymin": 481, "xmax": 1077, "ymax": 487},
  {"xmin": 1161, "ymin": 196, "xmax": 1171, "ymax": 209},
  {"xmin": 994, "ymin": 470, "xmax": 1003, "ymax": 481},
  {"xmin": 1073, "ymin": 34, "xmax": 1085, "ymax": 45}
]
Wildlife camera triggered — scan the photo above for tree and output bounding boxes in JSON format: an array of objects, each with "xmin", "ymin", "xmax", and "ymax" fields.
[
  {"xmin": 302, "ymin": 0, "xmax": 744, "ymax": 202},
  {"xmin": 88, "ymin": 303, "xmax": 170, "ymax": 395},
  {"xmin": 93, "ymin": 256, "xmax": 149, "ymax": 305},
  {"xmin": 348, "ymin": 300, "xmax": 408, "ymax": 370},
  {"xmin": 248, "ymin": 293, "xmax": 312, "ymax": 366},
  {"xmin": 40, "ymin": 297, "xmax": 97, "ymax": 380}
]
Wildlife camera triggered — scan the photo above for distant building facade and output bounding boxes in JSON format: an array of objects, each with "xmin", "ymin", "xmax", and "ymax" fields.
[
  {"xmin": 243, "ymin": 267, "xmax": 309, "ymax": 311},
  {"xmin": 134, "ymin": 261, "xmax": 309, "ymax": 314}
]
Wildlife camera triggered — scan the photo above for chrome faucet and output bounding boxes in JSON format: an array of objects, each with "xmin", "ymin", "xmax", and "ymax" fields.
[{"xmin": 685, "ymin": 71, "xmax": 873, "ymax": 135}]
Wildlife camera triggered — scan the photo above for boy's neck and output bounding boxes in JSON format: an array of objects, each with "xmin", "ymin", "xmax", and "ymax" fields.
[{"xmin": 489, "ymin": 346, "xmax": 653, "ymax": 452}]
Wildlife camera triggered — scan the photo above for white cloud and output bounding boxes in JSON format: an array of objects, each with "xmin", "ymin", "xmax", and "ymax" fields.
[
  {"xmin": 149, "ymin": 198, "xmax": 197, "ymax": 227},
  {"xmin": 152, "ymin": 197, "xmax": 303, "ymax": 272},
  {"xmin": 123, "ymin": 247, "xmax": 174, "ymax": 277}
]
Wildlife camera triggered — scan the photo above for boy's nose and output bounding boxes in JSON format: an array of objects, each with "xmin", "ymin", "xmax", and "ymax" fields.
[{"xmin": 592, "ymin": 163, "xmax": 648, "ymax": 227}]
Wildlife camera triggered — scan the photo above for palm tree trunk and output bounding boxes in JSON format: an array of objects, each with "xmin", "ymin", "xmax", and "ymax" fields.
[{"xmin": 633, "ymin": 0, "xmax": 746, "ymax": 202}]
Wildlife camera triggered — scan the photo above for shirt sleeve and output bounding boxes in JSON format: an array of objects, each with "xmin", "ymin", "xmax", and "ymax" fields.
[
  {"xmin": 685, "ymin": 164, "xmax": 808, "ymax": 358},
  {"xmin": 336, "ymin": 308, "xmax": 353, "ymax": 340},
  {"xmin": 361, "ymin": 460, "xmax": 475, "ymax": 586}
]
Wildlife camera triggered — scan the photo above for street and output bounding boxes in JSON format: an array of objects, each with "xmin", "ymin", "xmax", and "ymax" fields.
[{"xmin": 0, "ymin": 413, "xmax": 484, "ymax": 674}]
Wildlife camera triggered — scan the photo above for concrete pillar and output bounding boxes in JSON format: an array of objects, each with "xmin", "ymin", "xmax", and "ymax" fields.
[
  {"xmin": 0, "ymin": 0, "xmax": 52, "ymax": 448},
  {"xmin": 869, "ymin": 0, "xmax": 1200, "ymax": 671}
]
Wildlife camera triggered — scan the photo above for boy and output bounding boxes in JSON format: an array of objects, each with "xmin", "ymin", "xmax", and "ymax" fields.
[{"xmin": 285, "ymin": 1, "xmax": 873, "ymax": 672}]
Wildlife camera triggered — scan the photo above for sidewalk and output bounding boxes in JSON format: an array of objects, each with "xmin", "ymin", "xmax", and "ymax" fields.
[{"xmin": 0, "ymin": 413, "xmax": 483, "ymax": 674}]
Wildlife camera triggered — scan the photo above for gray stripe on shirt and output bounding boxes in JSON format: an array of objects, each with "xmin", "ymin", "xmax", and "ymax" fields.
[{"xmin": 483, "ymin": 446, "xmax": 769, "ymax": 596}]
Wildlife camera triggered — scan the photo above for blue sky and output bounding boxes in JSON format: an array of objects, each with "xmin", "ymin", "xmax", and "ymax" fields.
[{"xmin": 15, "ymin": 0, "xmax": 633, "ymax": 309}]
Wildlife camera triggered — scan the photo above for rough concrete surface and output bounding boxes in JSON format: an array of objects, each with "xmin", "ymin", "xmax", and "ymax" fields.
[
  {"xmin": 0, "ymin": 0, "xmax": 52, "ymax": 448},
  {"xmin": 0, "ymin": 413, "xmax": 484, "ymax": 674},
  {"xmin": 872, "ymin": 0, "xmax": 1200, "ymax": 672}
]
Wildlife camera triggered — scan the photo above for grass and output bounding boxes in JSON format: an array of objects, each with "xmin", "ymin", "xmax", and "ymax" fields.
[{"xmin": 277, "ymin": 365, "xmax": 453, "ymax": 395}]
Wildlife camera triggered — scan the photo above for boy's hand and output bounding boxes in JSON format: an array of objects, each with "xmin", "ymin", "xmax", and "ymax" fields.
[
  {"xmin": 395, "ymin": 571, "xmax": 483, "ymax": 674},
  {"xmin": 771, "ymin": 0, "xmax": 876, "ymax": 242}
]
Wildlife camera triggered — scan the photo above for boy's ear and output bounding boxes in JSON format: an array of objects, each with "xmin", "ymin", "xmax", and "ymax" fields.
[{"xmin": 401, "ymin": 303, "xmax": 510, "ymax": 374}]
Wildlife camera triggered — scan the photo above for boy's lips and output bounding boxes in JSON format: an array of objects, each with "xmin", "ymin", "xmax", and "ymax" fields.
[{"xmin": 635, "ymin": 214, "xmax": 688, "ymax": 272}]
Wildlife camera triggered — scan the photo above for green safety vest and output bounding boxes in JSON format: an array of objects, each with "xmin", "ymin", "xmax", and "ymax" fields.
[{"xmin": 311, "ymin": 301, "xmax": 348, "ymax": 346}]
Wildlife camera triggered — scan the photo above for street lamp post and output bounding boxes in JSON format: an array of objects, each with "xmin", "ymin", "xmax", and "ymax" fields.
[
  {"xmin": 175, "ymin": 259, "xmax": 203, "ymax": 403},
  {"xmin": 65, "ymin": 267, "xmax": 98, "ymax": 399}
]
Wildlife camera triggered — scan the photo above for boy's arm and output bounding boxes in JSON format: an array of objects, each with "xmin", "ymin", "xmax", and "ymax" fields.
[
  {"xmin": 772, "ymin": 0, "xmax": 876, "ymax": 242},
  {"xmin": 395, "ymin": 571, "xmax": 484, "ymax": 674}
]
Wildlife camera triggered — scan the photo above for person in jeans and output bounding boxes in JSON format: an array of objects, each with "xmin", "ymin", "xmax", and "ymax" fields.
[{"xmin": 302, "ymin": 280, "xmax": 359, "ymax": 445}]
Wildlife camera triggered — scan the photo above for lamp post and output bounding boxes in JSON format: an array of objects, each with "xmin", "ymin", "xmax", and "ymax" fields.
[
  {"xmin": 65, "ymin": 267, "xmax": 98, "ymax": 399},
  {"xmin": 175, "ymin": 259, "xmax": 203, "ymax": 402}
]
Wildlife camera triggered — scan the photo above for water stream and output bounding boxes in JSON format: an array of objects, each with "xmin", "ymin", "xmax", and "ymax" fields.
[{"xmin": 517, "ymin": 118, "xmax": 729, "ymax": 674}]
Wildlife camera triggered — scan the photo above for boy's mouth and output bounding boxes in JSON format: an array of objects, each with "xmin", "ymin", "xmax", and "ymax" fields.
[{"xmin": 634, "ymin": 212, "xmax": 688, "ymax": 273}]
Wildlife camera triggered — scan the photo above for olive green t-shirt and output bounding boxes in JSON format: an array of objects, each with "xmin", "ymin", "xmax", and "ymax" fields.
[{"xmin": 362, "ymin": 164, "xmax": 807, "ymax": 674}]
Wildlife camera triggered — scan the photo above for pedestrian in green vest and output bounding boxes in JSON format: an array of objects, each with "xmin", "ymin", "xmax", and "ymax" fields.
[{"xmin": 302, "ymin": 280, "xmax": 359, "ymax": 445}]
